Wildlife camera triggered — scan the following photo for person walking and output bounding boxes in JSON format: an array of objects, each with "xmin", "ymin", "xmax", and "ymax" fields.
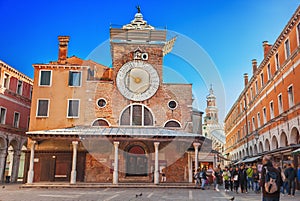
[
  {"xmin": 232, "ymin": 166, "xmax": 240, "ymax": 194},
  {"xmin": 222, "ymin": 166, "xmax": 231, "ymax": 192},
  {"xmin": 284, "ymin": 163, "xmax": 297, "ymax": 197},
  {"xmin": 229, "ymin": 166, "xmax": 234, "ymax": 191},
  {"xmin": 246, "ymin": 164, "xmax": 254, "ymax": 191},
  {"xmin": 253, "ymin": 168, "xmax": 260, "ymax": 193},
  {"xmin": 194, "ymin": 168, "xmax": 201, "ymax": 188},
  {"xmin": 239, "ymin": 164, "xmax": 248, "ymax": 193},
  {"xmin": 280, "ymin": 164, "xmax": 288, "ymax": 196},
  {"xmin": 200, "ymin": 167, "xmax": 207, "ymax": 190},
  {"xmin": 212, "ymin": 167, "xmax": 221, "ymax": 191},
  {"xmin": 260, "ymin": 155, "xmax": 282, "ymax": 201}
]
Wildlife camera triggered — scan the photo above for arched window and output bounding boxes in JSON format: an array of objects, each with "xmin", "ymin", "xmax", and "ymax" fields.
[
  {"xmin": 92, "ymin": 119, "xmax": 110, "ymax": 127},
  {"xmin": 120, "ymin": 104, "xmax": 153, "ymax": 126},
  {"xmin": 164, "ymin": 120, "xmax": 181, "ymax": 128}
]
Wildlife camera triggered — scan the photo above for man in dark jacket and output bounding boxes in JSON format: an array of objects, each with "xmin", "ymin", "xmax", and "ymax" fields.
[
  {"xmin": 284, "ymin": 163, "xmax": 297, "ymax": 197},
  {"xmin": 260, "ymin": 155, "xmax": 282, "ymax": 201}
]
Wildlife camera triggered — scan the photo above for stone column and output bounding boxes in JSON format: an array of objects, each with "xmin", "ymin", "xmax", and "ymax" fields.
[
  {"xmin": 0, "ymin": 151, "xmax": 7, "ymax": 183},
  {"xmin": 113, "ymin": 141, "xmax": 119, "ymax": 184},
  {"xmin": 193, "ymin": 142, "xmax": 200, "ymax": 174},
  {"xmin": 188, "ymin": 152, "xmax": 192, "ymax": 183},
  {"xmin": 11, "ymin": 150, "xmax": 21, "ymax": 183},
  {"xmin": 70, "ymin": 141, "xmax": 78, "ymax": 184},
  {"xmin": 154, "ymin": 142, "xmax": 160, "ymax": 184},
  {"xmin": 27, "ymin": 141, "xmax": 36, "ymax": 184}
]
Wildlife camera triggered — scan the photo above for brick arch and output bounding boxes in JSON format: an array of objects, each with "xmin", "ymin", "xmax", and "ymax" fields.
[
  {"xmin": 279, "ymin": 132, "xmax": 288, "ymax": 147},
  {"xmin": 265, "ymin": 139, "xmax": 270, "ymax": 151},
  {"xmin": 254, "ymin": 144, "xmax": 258, "ymax": 155},
  {"xmin": 249, "ymin": 146, "xmax": 253, "ymax": 156},
  {"xmin": 91, "ymin": 118, "xmax": 110, "ymax": 127},
  {"xmin": 259, "ymin": 141, "xmax": 264, "ymax": 153},
  {"xmin": 290, "ymin": 127, "xmax": 300, "ymax": 145},
  {"xmin": 271, "ymin": 135, "xmax": 278, "ymax": 150}
]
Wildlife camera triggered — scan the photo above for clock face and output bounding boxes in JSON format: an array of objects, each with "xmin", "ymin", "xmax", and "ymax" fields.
[{"xmin": 116, "ymin": 61, "xmax": 159, "ymax": 101}]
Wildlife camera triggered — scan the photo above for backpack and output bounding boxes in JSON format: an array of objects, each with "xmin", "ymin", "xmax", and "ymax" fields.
[
  {"xmin": 264, "ymin": 167, "xmax": 279, "ymax": 194},
  {"xmin": 194, "ymin": 172, "xmax": 200, "ymax": 179}
]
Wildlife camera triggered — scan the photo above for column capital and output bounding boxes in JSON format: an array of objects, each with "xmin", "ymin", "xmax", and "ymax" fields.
[
  {"xmin": 154, "ymin": 142, "xmax": 160, "ymax": 147},
  {"xmin": 30, "ymin": 140, "xmax": 37, "ymax": 145},
  {"xmin": 114, "ymin": 141, "xmax": 119, "ymax": 147},
  {"xmin": 72, "ymin": 141, "xmax": 78, "ymax": 145},
  {"xmin": 193, "ymin": 142, "xmax": 200, "ymax": 148}
]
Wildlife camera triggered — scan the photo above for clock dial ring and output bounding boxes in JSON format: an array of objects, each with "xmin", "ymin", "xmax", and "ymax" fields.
[{"xmin": 116, "ymin": 61, "xmax": 159, "ymax": 101}]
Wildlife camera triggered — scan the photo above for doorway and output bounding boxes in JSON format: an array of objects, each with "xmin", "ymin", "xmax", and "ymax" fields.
[{"xmin": 126, "ymin": 145, "xmax": 148, "ymax": 176}]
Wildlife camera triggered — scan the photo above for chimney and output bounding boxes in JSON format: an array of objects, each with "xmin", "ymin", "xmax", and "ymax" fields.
[
  {"xmin": 58, "ymin": 36, "xmax": 70, "ymax": 64},
  {"xmin": 263, "ymin": 41, "xmax": 272, "ymax": 58},
  {"xmin": 244, "ymin": 73, "xmax": 248, "ymax": 87},
  {"xmin": 252, "ymin": 59, "xmax": 257, "ymax": 74}
]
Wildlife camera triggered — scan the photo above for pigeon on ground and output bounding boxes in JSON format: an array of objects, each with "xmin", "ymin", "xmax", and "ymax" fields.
[
  {"xmin": 135, "ymin": 193, "xmax": 142, "ymax": 198},
  {"xmin": 229, "ymin": 196, "xmax": 235, "ymax": 201}
]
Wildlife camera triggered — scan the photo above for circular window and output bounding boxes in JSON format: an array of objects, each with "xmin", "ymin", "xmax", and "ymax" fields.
[
  {"xmin": 97, "ymin": 98, "xmax": 107, "ymax": 108},
  {"xmin": 168, "ymin": 100, "xmax": 177, "ymax": 110}
]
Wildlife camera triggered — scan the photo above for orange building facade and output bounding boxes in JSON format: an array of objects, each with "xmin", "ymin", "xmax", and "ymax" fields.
[
  {"xmin": 24, "ymin": 11, "xmax": 211, "ymax": 184},
  {"xmin": 225, "ymin": 6, "xmax": 300, "ymax": 165}
]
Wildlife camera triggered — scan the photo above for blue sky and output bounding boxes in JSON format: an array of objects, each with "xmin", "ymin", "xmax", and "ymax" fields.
[{"xmin": 1, "ymin": 0, "xmax": 299, "ymax": 122}]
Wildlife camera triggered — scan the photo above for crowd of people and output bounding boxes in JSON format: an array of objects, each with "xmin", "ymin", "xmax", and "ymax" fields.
[{"xmin": 194, "ymin": 156, "xmax": 299, "ymax": 201}]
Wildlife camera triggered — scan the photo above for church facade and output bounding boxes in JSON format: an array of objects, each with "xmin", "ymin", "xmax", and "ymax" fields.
[{"xmin": 24, "ymin": 10, "xmax": 210, "ymax": 184}]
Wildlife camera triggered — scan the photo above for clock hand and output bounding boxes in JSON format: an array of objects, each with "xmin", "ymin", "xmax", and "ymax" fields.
[{"xmin": 128, "ymin": 74, "xmax": 142, "ymax": 83}]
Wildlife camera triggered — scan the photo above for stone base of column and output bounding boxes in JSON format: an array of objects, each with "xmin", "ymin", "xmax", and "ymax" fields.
[
  {"xmin": 113, "ymin": 171, "xmax": 118, "ymax": 184},
  {"xmin": 70, "ymin": 170, "xmax": 77, "ymax": 184},
  {"xmin": 27, "ymin": 170, "xmax": 34, "ymax": 184},
  {"xmin": 154, "ymin": 171, "xmax": 159, "ymax": 184}
]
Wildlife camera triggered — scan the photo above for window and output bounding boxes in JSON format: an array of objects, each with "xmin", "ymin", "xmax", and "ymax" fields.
[
  {"xmin": 252, "ymin": 117, "xmax": 255, "ymax": 131},
  {"xmin": 260, "ymin": 73, "xmax": 264, "ymax": 87},
  {"xmin": 30, "ymin": 86, "xmax": 33, "ymax": 100},
  {"xmin": 263, "ymin": 107, "xmax": 267, "ymax": 124},
  {"xmin": 3, "ymin": 73, "xmax": 9, "ymax": 88},
  {"xmin": 297, "ymin": 23, "xmax": 300, "ymax": 46},
  {"xmin": 97, "ymin": 98, "xmax": 107, "ymax": 108},
  {"xmin": 284, "ymin": 39, "xmax": 290, "ymax": 59},
  {"xmin": 288, "ymin": 85, "xmax": 294, "ymax": 107},
  {"xmin": 69, "ymin": 71, "xmax": 81, "ymax": 86},
  {"xmin": 250, "ymin": 87, "xmax": 253, "ymax": 100},
  {"xmin": 0, "ymin": 107, "xmax": 7, "ymax": 124},
  {"xmin": 168, "ymin": 100, "xmax": 178, "ymax": 110},
  {"xmin": 39, "ymin": 70, "xmax": 52, "ymax": 86},
  {"xmin": 248, "ymin": 121, "xmax": 251, "ymax": 134},
  {"xmin": 275, "ymin": 53, "xmax": 280, "ymax": 70},
  {"xmin": 270, "ymin": 101, "xmax": 274, "ymax": 119},
  {"xmin": 120, "ymin": 104, "xmax": 153, "ymax": 126},
  {"xmin": 267, "ymin": 64, "xmax": 271, "ymax": 80},
  {"xmin": 257, "ymin": 112, "xmax": 261, "ymax": 128},
  {"xmin": 17, "ymin": 80, "xmax": 22, "ymax": 95},
  {"xmin": 67, "ymin": 99, "xmax": 80, "ymax": 118},
  {"xmin": 278, "ymin": 94, "xmax": 283, "ymax": 114},
  {"xmin": 164, "ymin": 120, "xmax": 181, "ymax": 128},
  {"xmin": 13, "ymin": 112, "xmax": 20, "ymax": 128},
  {"xmin": 92, "ymin": 119, "xmax": 109, "ymax": 127},
  {"xmin": 37, "ymin": 99, "xmax": 49, "ymax": 117},
  {"xmin": 255, "ymin": 81, "xmax": 258, "ymax": 94}
]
